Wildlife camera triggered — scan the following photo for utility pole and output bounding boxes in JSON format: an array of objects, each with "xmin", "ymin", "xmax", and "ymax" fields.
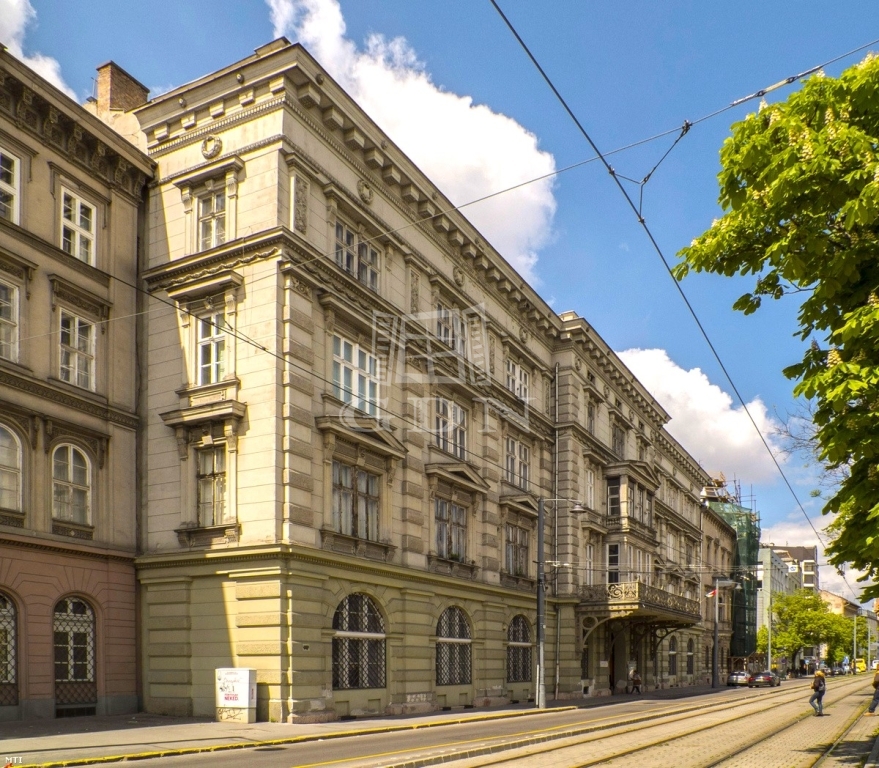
[
  {"xmin": 767, "ymin": 589, "xmax": 772, "ymax": 672},
  {"xmin": 536, "ymin": 497, "xmax": 546, "ymax": 709}
]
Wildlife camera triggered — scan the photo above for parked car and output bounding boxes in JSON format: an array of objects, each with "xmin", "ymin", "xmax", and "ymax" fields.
[
  {"xmin": 727, "ymin": 670, "xmax": 750, "ymax": 686},
  {"xmin": 748, "ymin": 670, "xmax": 781, "ymax": 688}
]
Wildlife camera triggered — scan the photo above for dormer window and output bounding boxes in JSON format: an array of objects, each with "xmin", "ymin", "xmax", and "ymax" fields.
[{"xmin": 335, "ymin": 221, "xmax": 379, "ymax": 292}]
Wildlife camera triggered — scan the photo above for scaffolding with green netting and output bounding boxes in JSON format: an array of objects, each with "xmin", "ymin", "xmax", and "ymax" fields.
[{"xmin": 707, "ymin": 501, "xmax": 761, "ymax": 658}]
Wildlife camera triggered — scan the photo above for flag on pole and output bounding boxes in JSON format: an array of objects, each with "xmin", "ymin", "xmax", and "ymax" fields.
[{"xmin": 706, "ymin": 589, "xmax": 717, "ymax": 597}]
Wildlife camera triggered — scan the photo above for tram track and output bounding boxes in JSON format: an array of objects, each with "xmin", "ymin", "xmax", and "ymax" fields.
[
  {"xmin": 370, "ymin": 679, "xmax": 864, "ymax": 768},
  {"xmin": 369, "ymin": 678, "xmax": 853, "ymax": 768}
]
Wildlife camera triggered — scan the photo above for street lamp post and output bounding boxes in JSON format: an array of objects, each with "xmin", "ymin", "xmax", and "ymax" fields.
[
  {"xmin": 767, "ymin": 590, "xmax": 772, "ymax": 673},
  {"xmin": 536, "ymin": 497, "xmax": 586, "ymax": 709},
  {"xmin": 711, "ymin": 578, "xmax": 741, "ymax": 688}
]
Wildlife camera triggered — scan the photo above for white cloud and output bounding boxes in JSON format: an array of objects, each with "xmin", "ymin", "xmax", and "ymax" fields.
[
  {"xmin": 618, "ymin": 348, "xmax": 784, "ymax": 483},
  {"xmin": 0, "ymin": 0, "xmax": 76, "ymax": 98},
  {"xmin": 761, "ymin": 515, "xmax": 875, "ymax": 607},
  {"xmin": 267, "ymin": 0, "xmax": 557, "ymax": 282}
]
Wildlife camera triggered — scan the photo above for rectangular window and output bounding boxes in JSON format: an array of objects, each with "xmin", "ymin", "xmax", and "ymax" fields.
[
  {"xmin": 61, "ymin": 190, "xmax": 95, "ymax": 265},
  {"xmin": 436, "ymin": 303, "xmax": 467, "ymax": 357},
  {"xmin": 196, "ymin": 446, "xmax": 228, "ymax": 526},
  {"xmin": 505, "ymin": 437, "xmax": 530, "ymax": 490},
  {"xmin": 435, "ymin": 397, "xmax": 467, "ymax": 459},
  {"xmin": 335, "ymin": 221, "xmax": 379, "ymax": 292},
  {"xmin": 435, "ymin": 498, "xmax": 467, "ymax": 561},
  {"xmin": 0, "ymin": 147, "xmax": 20, "ymax": 224},
  {"xmin": 607, "ymin": 543, "xmax": 620, "ymax": 584},
  {"xmin": 585, "ymin": 543, "xmax": 594, "ymax": 586},
  {"xmin": 505, "ymin": 359, "xmax": 529, "ymax": 401},
  {"xmin": 611, "ymin": 424, "xmax": 625, "ymax": 458},
  {"xmin": 59, "ymin": 311, "xmax": 95, "ymax": 390},
  {"xmin": 198, "ymin": 189, "xmax": 226, "ymax": 250},
  {"xmin": 584, "ymin": 467, "xmax": 594, "ymax": 509},
  {"xmin": 606, "ymin": 477, "xmax": 620, "ymax": 517},
  {"xmin": 504, "ymin": 523, "xmax": 529, "ymax": 576},
  {"xmin": 332, "ymin": 335, "xmax": 380, "ymax": 416},
  {"xmin": 332, "ymin": 460, "xmax": 380, "ymax": 541},
  {"xmin": 0, "ymin": 281, "xmax": 17, "ymax": 361},
  {"xmin": 668, "ymin": 532, "xmax": 677, "ymax": 562},
  {"xmin": 197, "ymin": 311, "xmax": 226, "ymax": 385}
]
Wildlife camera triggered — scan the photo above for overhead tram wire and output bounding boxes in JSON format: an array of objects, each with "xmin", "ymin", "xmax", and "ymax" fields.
[{"xmin": 487, "ymin": 2, "xmax": 873, "ymax": 570}]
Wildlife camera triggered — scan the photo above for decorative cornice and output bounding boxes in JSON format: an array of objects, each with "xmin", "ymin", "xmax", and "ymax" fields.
[
  {"xmin": 0, "ymin": 367, "xmax": 138, "ymax": 430},
  {"xmin": 0, "ymin": 531, "xmax": 135, "ymax": 564}
]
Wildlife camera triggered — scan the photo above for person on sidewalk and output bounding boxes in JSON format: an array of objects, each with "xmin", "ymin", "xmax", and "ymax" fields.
[
  {"xmin": 630, "ymin": 670, "xmax": 642, "ymax": 695},
  {"xmin": 863, "ymin": 669, "xmax": 879, "ymax": 715},
  {"xmin": 809, "ymin": 669, "xmax": 826, "ymax": 716}
]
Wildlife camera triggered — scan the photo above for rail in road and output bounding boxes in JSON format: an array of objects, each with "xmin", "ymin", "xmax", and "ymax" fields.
[{"xmin": 386, "ymin": 675, "xmax": 872, "ymax": 768}]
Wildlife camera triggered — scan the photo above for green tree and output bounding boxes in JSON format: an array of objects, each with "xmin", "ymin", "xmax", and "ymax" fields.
[
  {"xmin": 674, "ymin": 56, "xmax": 879, "ymax": 597},
  {"xmin": 770, "ymin": 590, "xmax": 838, "ymax": 663},
  {"xmin": 824, "ymin": 613, "xmax": 855, "ymax": 663}
]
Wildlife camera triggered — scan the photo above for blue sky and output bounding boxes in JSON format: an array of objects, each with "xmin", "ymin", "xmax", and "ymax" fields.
[{"xmin": 7, "ymin": 0, "xmax": 878, "ymax": 601}]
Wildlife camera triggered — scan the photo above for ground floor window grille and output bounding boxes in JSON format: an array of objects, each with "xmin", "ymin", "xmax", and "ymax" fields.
[
  {"xmin": 0, "ymin": 593, "xmax": 16, "ymax": 705},
  {"xmin": 436, "ymin": 607, "xmax": 471, "ymax": 685},
  {"xmin": 53, "ymin": 598, "xmax": 96, "ymax": 715},
  {"xmin": 506, "ymin": 615, "xmax": 532, "ymax": 683},
  {"xmin": 332, "ymin": 593, "xmax": 386, "ymax": 690}
]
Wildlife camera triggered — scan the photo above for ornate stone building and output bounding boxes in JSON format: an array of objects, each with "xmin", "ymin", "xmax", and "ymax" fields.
[
  {"xmin": 92, "ymin": 39, "xmax": 732, "ymax": 721},
  {"xmin": 0, "ymin": 53, "xmax": 152, "ymax": 718}
]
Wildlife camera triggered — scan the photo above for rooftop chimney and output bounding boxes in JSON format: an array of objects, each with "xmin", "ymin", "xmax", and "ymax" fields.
[{"xmin": 95, "ymin": 61, "xmax": 148, "ymax": 116}]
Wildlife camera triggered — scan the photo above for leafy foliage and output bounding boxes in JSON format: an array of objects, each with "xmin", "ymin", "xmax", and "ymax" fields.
[
  {"xmin": 675, "ymin": 56, "xmax": 879, "ymax": 598},
  {"xmin": 765, "ymin": 590, "xmax": 843, "ymax": 661}
]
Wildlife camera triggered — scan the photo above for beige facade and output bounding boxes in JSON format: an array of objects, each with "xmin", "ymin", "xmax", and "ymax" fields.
[
  {"xmin": 108, "ymin": 39, "xmax": 733, "ymax": 722},
  {"xmin": 0, "ymin": 54, "xmax": 152, "ymax": 718},
  {"xmin": 700, "ymin": 506, "xmax": 736, "ymax": 678}
]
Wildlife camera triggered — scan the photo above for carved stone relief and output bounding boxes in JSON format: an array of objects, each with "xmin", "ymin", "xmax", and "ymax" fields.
[{"xmin": 293, "ymin": 175, "xmax": 309, "ymax": 233}]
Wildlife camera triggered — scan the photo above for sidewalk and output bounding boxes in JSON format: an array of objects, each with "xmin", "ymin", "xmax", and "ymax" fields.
[{"xmin": 0, "ymin": 684, "xmax": 780, "ymax": 768}]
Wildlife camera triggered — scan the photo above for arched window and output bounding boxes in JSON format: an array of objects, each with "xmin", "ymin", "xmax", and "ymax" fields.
[
  {"xmin": 506, "ymin": 615, "xmax": 532, "ymax": 683},
  {"xmin": 0, "ymin": 593, "xmax": 17, "ymax": 706},
  {"xmin": 0, "ymin": 426, "xmax": 21, "ymax": 512},
  {"xmin": 53, "ymin": 598, "xmax": 97, "ymax": 713},
  {"xmin": 436, "ymin": 607, "xmax": 471, "ymax": 686},
  {"xmin": 52, "ymin": 445, "xmax": 90, "ymax": 524},
  {"xmin": 668, "ymin": 636, "xmax": 678, "ymax": 676},
  {"xmin": 332, "ymin": 593, "xmax": 385, "ymax": 690},
  {"xmin": 686, "ymin": 638, "xmax": 694, "ymax": 675}
]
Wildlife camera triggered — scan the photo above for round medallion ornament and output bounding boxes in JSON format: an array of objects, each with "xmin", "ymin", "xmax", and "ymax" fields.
[
  {"xmin": 357, "ymin": 180, "xmax": 374, "ymax": 204},
  {"xmin": 201, "ymin": 135, "xmax": 222, "ymax": 159}
]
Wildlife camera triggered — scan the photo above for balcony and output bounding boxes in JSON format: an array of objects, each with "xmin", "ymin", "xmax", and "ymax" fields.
[
  {"xmin": 579, "ymin": 580, "xmax": 701, "ymax": 624},
  {"xmin": 603, "ymin": 515, "xmax": 658, "ymax": 545}
]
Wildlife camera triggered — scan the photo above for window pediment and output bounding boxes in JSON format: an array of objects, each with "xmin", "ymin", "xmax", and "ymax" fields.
[
  {"xmin": 605, "ymin": 460, "xmax": 659, "ymax": 491},
  {"xmin": 498, "ymin": 490, "xmax": 539, "ymax": 518},
  {"xmin": 49, "ymin": 275, "xmax": 111, "ymax": 324},
  {"xmin": 425, "ymin": 461, "xmax": 489, "ymax": 496},
  {"xmin": 166, "ymin": 270, "xmax": 242, "ymax": 303},
  {"xmin": 170, "ymin": 155, "xmax": 245, "ymax": 191},
  {"xmin": 315, "ymin": 414, "xmax": 407, "ymax": 461},
  {"xmin": 160, "ymin": 399, "xmax": 246, "ymax": 429}
]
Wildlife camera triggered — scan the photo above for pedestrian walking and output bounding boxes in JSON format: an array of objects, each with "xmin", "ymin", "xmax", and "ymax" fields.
[
  {"xmin": 809, "ymin": 669, "xmax": 826, "ymax": 716},
  {"xmin": 631, "ymin": 670, "xmax": 642, "ymax": 694},
  {"xmin": 863, "ymin": 669, "xmax": 879, "ymax": 715}
]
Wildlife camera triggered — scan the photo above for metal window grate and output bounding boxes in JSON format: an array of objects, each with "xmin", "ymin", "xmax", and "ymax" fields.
[
  {"xmin": 506, "ymin": 615, "xmax": 532, "ymax": 683},
  {"xmin": 332, "ymin": 594, "xmax": 386, "ymax": 690},
  {"xmin": 437, "ymin": 607, "xmax": 471, "ymax": 686},
  {"xmin": 0, "ymin": 593, "xmax": 17, "ymax": 706},
  {"xmin": 53, "ymin": 598, "xmax": 96, "ymax": 711}
]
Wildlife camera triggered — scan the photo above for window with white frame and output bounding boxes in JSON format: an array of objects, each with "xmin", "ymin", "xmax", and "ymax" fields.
[
  {"xmin": 0, "ymin": 147, "xmax": 20, "ymax": 224},
  {"xmin": 332, "ymin": 459, "xmax": 380, "ymax": 541},
  {"xmin": 606, "ymin": 477, "xmax": 620, "ymax": 517},
  {"xmin": 196, "ymin": 445, "xmax": 228, "ymax": 527},
  {"xmin": 504, "ymin": 437, "xmax": 529, "ymax": 490},
  {"xmin": 584, "ymin": 543, "xmax": 594, "ymax": 586},
  {"xmin": 198, "ymin": 189, "xmax": 226, "ymax": 251},
  {"xmin": 0, "ymin": 426, "xmax": 21, "ymax": 512},
  {"xmin": 332, "ymin": 335, "xmax": 380, "ymax": 416},
  {"xmin": 667, "ymin": 531, "xmax": 678, "ymax": 562},
  {"xmin": 435, "ymin": 397, "xmax": 467, "ymax": 459},
  {"xmin": 504, "ymin": 522, "xmax": 529, "ymax": 577},
  {"xmin": 436, "ymin": 302, "xmax": 467, "ymax": 357},
  {"xmin": 505, "ymin": 359, "xmax": 529, "ymax": 401},
  {"xmin": 584, "ymin": 466, "xmax": 595, "ymax": 509},
  {"xmin": 607, "ymin": 543, "xmax": 620, "ymax": 584},
  {"xmin": 61, "ymin": 190, "xmax": 95, "ymax": 265},
  {"xmin": 52, "ymin": 445, "xmax": 90, "ymax": 525},
  {"xmin": 59, "ymin": 310, "xmax": 95, "ymax": 390},
  {"xmin": 197, "ymin": 311, "xmax": 226, "ymax": 385},
  {"xmin": 435, "ymin": 497, "xmax": 467, "ymax": 561},
  {"xmin": 0, "ymin": 281, "xmax": 17, "ymax": 362},
  {"xmin": 335, "ymin": 221, "xmax": 379, "ymax": 292}
]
